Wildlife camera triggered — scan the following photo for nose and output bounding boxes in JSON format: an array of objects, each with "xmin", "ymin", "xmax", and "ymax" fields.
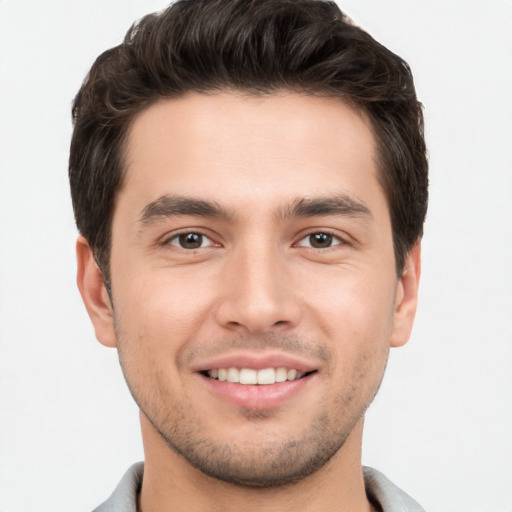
[{"xmin": 214, "ymin": 241, "xmax": 302, "ymax": 335}]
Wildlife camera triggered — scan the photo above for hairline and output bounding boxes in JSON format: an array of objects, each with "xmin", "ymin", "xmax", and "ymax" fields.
[{"xmin": 94, "ymin": 87, "xmax": 402, "ymax": 289}]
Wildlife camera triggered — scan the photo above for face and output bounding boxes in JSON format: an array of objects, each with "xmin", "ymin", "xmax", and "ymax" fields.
[{"xmin": 78, "ymin": 92, "xmax": 420, "ymax": 487}]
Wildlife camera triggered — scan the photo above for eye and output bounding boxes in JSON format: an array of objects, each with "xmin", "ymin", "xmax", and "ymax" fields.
[
  {"xmin": 296, "ymin": 232, "xmax": 343, "ymax": 249},
  {"xmin": 167, "ymin": 232, "xmax": 214, "ymax": 250}
]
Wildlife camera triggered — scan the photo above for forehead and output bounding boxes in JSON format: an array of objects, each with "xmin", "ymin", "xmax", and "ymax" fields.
[{"xmin": 121, "ymin": 92, "xmax": 382, "ymax": 216}]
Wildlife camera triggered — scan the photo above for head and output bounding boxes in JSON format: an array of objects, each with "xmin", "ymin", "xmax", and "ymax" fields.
[
  {"xmin": 69, "ymin": 0, "xmax": 428, "ymax": 289},
  {"xmin": 71, "ymin": 0, "xmax": 427, "ymax": 489}
]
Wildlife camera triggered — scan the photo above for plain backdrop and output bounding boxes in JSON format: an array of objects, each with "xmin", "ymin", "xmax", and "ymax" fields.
[{"xmin": 1, "ymin": 1, "xmax": 511, "ymax": 511}]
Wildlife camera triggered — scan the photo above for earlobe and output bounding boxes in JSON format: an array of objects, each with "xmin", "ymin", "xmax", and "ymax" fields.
[
  {"xmin": 390, "ymin": 242, "xmax": 421, "ymax": 348},
  {"xmin": 76, "ymin": 236, "xmax": 117, "ymax": 348}
]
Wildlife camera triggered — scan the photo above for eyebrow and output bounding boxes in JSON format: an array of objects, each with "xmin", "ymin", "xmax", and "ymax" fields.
[
  {"xmin": 137, "ymin": 193, "xmax": 371, "ymax": 228},
  {"xmin": 277, "ymin": 195, "xmax": 371, "ymax": 220},
  {"xmin": 138, "ymin": 195, "xmax": 231, "ymax": 226}
]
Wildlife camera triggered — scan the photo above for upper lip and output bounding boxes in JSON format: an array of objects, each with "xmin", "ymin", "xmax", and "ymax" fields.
[{"xmin": 191, "ymin": 351, "xmax": 319, "ymax": 373}]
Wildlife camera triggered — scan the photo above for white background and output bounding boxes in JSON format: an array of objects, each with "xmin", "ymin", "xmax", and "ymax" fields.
[{"xmin": 0, "ymin": 1, "xmax": 511, "ymax": 511}]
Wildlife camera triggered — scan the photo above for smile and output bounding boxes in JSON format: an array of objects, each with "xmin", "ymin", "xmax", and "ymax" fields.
[
  {"xmin": 194, "ymin": 353, "xmax": 320, "ymax": 408},
  {"xmin": 206, "ymin": 367, "xmax": 313, "ymax": 385}
]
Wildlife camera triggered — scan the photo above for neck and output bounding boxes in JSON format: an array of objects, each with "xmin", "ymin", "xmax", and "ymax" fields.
[{"xmin": 138, "ymin": 414, "xmax": 373, "ymax": 512}]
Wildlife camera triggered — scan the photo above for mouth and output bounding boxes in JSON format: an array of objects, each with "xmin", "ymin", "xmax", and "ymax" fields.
[
  {"xmin": 202, "ymin": 367, "xmax": 317, "ymax": 385},
  {"xmin": 193, "ymin": 352, "xmax": 320, "ymax": 409}
]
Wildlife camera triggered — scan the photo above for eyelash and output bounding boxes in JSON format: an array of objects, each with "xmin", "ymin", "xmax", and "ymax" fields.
[
  {"xmin": 164, "ymin": 231, "xmax": 217, "ymax": 250},
  {"xmin": 162, "ymin": 230, "xmax": 349, "ymax": 251},
  {"xmin": 295, "ymin": 231, "xmax": 347, "ymax": 250}
]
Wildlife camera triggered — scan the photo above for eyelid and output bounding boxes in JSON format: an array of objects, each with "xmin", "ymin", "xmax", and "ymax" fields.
[
  {"xmin": 161, "ymin": 229, "xmax": 220, "ymax": 249},
  {"xmin": 294, "ymin": 229, "xmax": 350, "ymax": 249}
]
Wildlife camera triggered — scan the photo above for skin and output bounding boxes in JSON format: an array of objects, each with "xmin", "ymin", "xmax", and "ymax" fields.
[{"xmin": 77, "ymin": 92, "xmax": 421, "ymax": 512}]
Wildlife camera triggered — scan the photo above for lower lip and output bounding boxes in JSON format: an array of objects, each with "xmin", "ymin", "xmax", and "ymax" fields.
[{"xmin": 198, "ymin": 373, "xmax": 314, "ymax": 410}]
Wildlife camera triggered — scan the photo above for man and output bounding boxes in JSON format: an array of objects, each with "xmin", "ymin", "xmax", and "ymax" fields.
[{"xmin": 69, "ymin": 0, "xmax": 428, "ymax": 510}]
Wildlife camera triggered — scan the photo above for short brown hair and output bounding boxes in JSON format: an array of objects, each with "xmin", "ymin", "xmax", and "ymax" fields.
[{"xmin": 69, "ymin": 0, "xmax": 428, "ymax": 287}]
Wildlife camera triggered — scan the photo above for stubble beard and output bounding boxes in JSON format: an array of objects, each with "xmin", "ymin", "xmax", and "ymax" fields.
[
  {"xmin": 143, "ymin": 391, "xmax": 355, "ymax": 488},
  {"xmin": 115, "ymin": 326, "xmax": 387, "ymax": 488}
]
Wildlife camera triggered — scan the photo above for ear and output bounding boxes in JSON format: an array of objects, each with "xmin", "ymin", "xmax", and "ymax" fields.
[
  {"xmin": 76, "ymin": 236, "xmax": 117, "ymax": 348},
  {"xmin": 390, "ymin": 242, "xmax": 421, "ymax": 348}
]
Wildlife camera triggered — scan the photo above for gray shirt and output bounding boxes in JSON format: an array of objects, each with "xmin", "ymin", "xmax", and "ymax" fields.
[{"xmin": 93, "ymin": 462, "xmax": 425, "ymax": 512}]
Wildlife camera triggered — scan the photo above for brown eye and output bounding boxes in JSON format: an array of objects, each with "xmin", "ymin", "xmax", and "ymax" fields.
[
  {"xmin": 309, "ymin": 233, "xmax": 333, "ymax": 248},
  {"xmin": 296, "ymin": 232, "xmax": 343, "ymax": 249},
  {"xmin": 179, "ymin": 233, "xmax": 203, "ymax": 249},
  {"xmin": 169, "ymin": 232, "xmax": 206, "ymax": 249}
]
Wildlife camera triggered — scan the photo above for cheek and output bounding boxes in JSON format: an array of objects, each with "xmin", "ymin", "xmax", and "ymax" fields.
[
  {"xmin": 113, "ymin": 272, "xmax": 216, "ymax": 355},
  {"xmin": 298, "ymin": 265, "xmax": 396, "ymax": 386},
  {"xmin": 303, "ymin": 266, "xmax": 397, "ymax": 338}
]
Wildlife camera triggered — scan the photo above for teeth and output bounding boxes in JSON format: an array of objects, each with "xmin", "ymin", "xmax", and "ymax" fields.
[
  {"xmin": 227, "ymin": 367, "xmax": 239, "ymax": 383},
  {"xmin": 207, "ymin": 367, "xmax": 308, "ymax": 385},
  {"xmin": 239, "ymin": 368, "xmax": 257, "ymax": 384},
  {"xmin": 275, "ymin": 367, "xmax": 287, "ymax": 382},
  {"xmin": 287, "ymin": 369, "xmax": 297, "ymax": 380},
  {"xmin": 257, "ymin": 368, "xmax": 275, "ymax": 385}
]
